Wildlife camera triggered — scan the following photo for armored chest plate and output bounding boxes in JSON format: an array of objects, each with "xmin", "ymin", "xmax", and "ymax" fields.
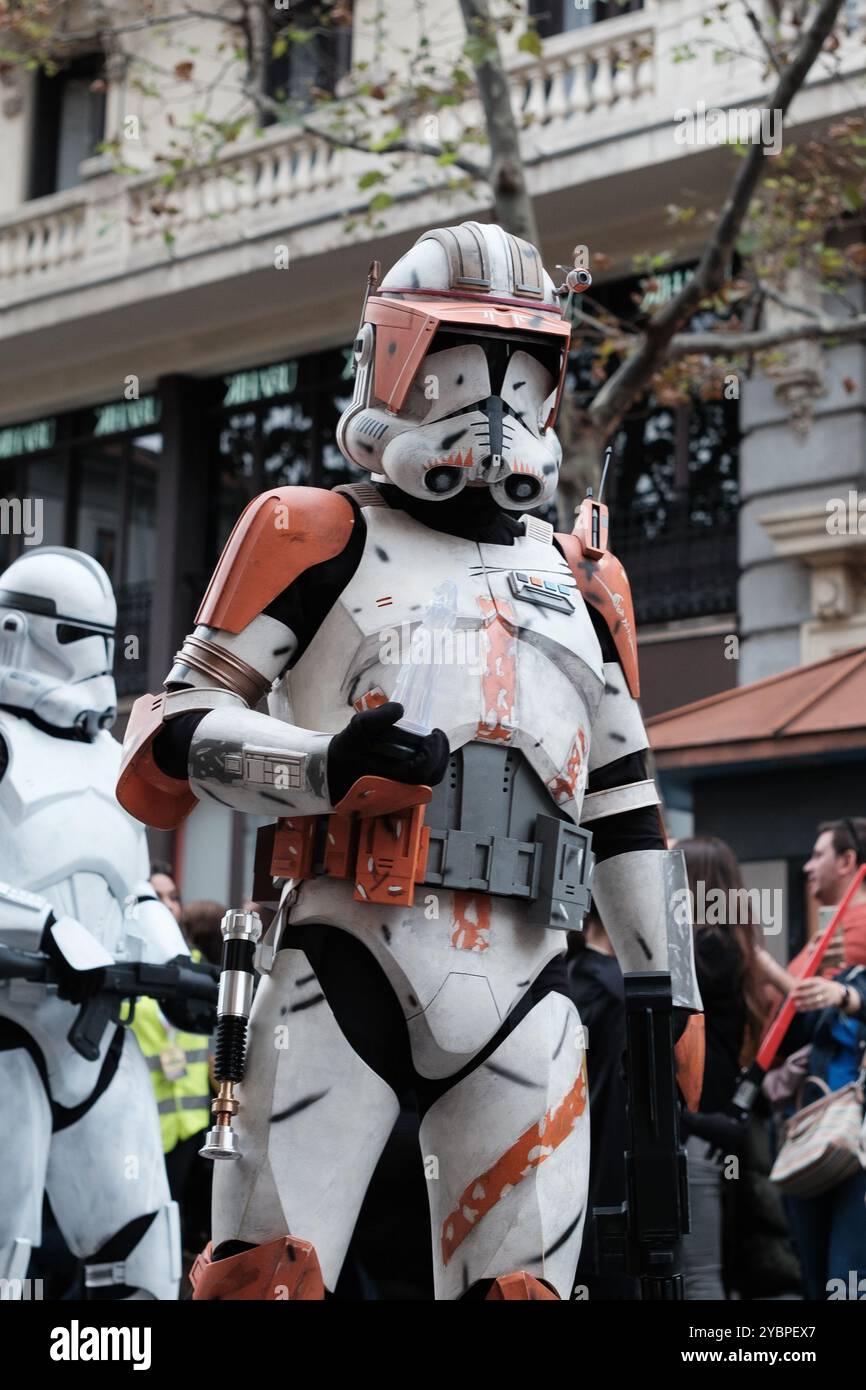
[{"xmin": 286, "ymin": 499, "xmax": 605, "ymax": 823}]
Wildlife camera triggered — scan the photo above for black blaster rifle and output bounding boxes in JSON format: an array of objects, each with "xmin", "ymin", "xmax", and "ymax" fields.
[
  {"xmin": 0, "ymin": 940, "xmax": 219, "ymax": 1061},
  {"xmin": 593, "ymin": 971, "xmax": 690, "ymax": 1300}
]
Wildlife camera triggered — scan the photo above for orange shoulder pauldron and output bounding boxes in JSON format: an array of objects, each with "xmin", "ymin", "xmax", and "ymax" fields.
[
  {"xmin": 197, "ymin": 485, "xmax": 356, "ymax": 634},
  {"xmin": 555, "ymin": 531, "xmax": 640, "ymax": 699}
]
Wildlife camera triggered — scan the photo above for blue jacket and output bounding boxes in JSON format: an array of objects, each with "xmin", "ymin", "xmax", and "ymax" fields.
[{"xmin": 785, "ymin": 964, "xmax": 866, "ymax": 1102}]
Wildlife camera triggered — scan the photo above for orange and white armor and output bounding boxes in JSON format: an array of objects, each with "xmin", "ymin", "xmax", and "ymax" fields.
[{"xmin": 118, "ymin": 221, "xmax": 701, "ymax": 1301}]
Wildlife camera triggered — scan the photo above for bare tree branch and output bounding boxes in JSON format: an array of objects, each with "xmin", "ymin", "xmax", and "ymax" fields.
[
  {"xmin": 301, "ymin": 121, "xmax": 489, "ymax": 182},
  {"xmin": 20, "ymin": 6, "xmax": 245, "ymax": 46},
  {"xmin": 585, "ymin": 0, "xmax": 847, "ymax": 440},
  {"xmin": 740, "ymin": 0, "xmax": 784, "ymax": 77},
  {"xmin": 757, "ymin": 282, "xmax": 823, "ymax": 320},
  {"xmin": 669, "ymin": 311, "xmax": 866, "ymax": 354}
]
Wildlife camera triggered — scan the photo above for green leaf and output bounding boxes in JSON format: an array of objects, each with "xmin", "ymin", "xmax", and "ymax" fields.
[
  {"xmin": 464, "ymin": 36, "xmax": 498, "ymax": 68},
  {"xmin": 357, "ymin": 169, "xmax": 386, "ymax": 189},
  {"xmin": 368, "ymin": 192, "xmax": 394, "ymax": 212},
  {"xmin": 371, "ymin": 125, "xmax": 405, "ymax": 152},
  {"xmin": 517, "ymin": 29, "xmax": 542, "ymax": 57}
]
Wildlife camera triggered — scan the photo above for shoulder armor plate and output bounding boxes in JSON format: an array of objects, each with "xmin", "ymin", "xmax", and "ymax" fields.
[
  {"xmin": 556, "ymin": 532, "xmax": 640, "ymax": 699},
  {"xmin": 197, "ymin": 486, "xmax": 355, "ymax": 634}
]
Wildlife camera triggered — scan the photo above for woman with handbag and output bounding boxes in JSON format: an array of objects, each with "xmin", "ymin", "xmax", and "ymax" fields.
[
  {"xmin": 676, "ymin": 838, "xmax": 774, "ymax": 1299},
  {"xmin": 777, "ymin": 964, "xmax": 866, "ymax": 1299}
]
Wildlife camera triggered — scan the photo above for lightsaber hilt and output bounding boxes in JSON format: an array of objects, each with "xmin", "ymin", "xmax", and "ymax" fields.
[{"xmin": 199, "ymin": 908, "xmax": 262, "ymax": 1161}]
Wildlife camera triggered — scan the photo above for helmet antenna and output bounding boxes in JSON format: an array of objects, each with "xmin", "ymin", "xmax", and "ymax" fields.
[
  {"xmin": 598, "ymin": 445, "xmax": 612, "ymax": 504},
  {"xmin": 351, "ymin": 260, "xmax": 380, "ymax": 378}
]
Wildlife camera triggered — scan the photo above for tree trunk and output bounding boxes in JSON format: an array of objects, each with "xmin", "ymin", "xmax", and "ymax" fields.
[{"xmin": 458, "ymin": 0, "xmax": 539, "ymax": 245}]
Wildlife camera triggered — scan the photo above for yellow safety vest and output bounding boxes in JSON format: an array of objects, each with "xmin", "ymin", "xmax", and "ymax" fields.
[{"xmin": 131, "ymin": 980, "xmax": 212, "ymax": 1154}]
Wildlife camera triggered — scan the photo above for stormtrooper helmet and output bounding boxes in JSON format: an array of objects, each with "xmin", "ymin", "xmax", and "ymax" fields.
[
  {"xmin": 337, "ymin": 221, "xmax": 574, "ymax": 511},
  {"xmin": 0, "ymin": 547, "xmax": 117, "ymax": 737}
]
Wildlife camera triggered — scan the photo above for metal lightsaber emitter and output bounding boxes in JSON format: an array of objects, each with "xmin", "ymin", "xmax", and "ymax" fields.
[{"xmin": 200, "ymin": 907, "xmax": 262, "ymax": 1161}]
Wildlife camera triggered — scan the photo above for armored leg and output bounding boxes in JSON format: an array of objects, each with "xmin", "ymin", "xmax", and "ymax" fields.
[
  {"xmin": 0, "ymin": 1040, "xmax": 52, "ymax": 1295},
  {"xmin": 211, "ymin": 945, "xmax": 400, "ymax": 1295},
  {"xmin": 46, "ymin": 1028, "xmax": 180, "ymax": 1299},
  {"xmin": 191, "ymin": 1235, "xmax": 325, "ymax": 1301},
  {"xmin": 485, "ymin": 1273, "xmax": 559, "ymax": 1299},
  {"xmin": 421, "ymin": 989, "xmax": 589, "ymax": 1301}
]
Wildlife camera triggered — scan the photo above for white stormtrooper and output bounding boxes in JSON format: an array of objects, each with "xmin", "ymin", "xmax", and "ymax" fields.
[
  {"xmin": 119, "ymin": 221, "xmax": 703, "ymax": 1301},
  {"xmin": 0, "ymin": 547, "xmax": 186, "ymax": 1299}
]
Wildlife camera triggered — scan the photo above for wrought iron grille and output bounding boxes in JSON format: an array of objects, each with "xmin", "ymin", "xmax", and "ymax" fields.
[
  {"xmin": 610, "ymin": 518, "xmax": 738, "ymax": 625},
  {"xmin": 114, "ymin": 580, "xmax": 152, "ymax": 697}
]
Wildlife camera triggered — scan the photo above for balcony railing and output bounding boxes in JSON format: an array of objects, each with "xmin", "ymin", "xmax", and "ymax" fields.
[
  {"xmin": 3, "ymin": 2, "xmax": 866, "ymax": 312},
  {"xmin": 0, "ymin": 10, "xmax": 660, "ymax": 306},
  {"xmin": 612, "ymin": 517, "xmax": 738, "ymax": 624}
]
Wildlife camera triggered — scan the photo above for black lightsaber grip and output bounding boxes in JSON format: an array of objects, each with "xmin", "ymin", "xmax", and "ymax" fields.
[{"xmin": 213, "ymin": 1014, "xmax": 248, "ymax": 1084}]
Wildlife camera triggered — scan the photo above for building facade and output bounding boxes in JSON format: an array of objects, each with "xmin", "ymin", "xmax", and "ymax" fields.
[{"xmin": 1, "ymin": 0, "xmax": 864, "ymax": 925}]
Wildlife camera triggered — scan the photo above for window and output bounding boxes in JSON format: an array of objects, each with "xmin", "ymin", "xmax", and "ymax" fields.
[
  {"xmin": 0, "ymin": 398, "xmax": 162, "ymax": 697},
  {"xmin": 529, "ymin": 0, "xmax": 643, "ymax": 38},
  {"xmin": 265, "ymin": 1, "xmax": 353, "ymax": 118},
  {"xmin": 568, "ymin": 265, "xmax": 740, "ymax": 623},
  {"xmin": 207, "ymin": 346, "xmax": 360, "ymax": 557},
  {"xmin": 29, "ymin": 53, "xmax": 106, "ymax": 199}
]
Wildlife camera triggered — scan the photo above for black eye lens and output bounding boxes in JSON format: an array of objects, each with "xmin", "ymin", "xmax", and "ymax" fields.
[
  {"xmin": 57, "ymin": 623, "xmax": 97, "ymax": 644},
  {"xmin": 424, "ymin": 466, "xmax": 462, "ymax": 495},
  {"xmin": 503, "ymin": 475, "xmax": 542, "ymax": 502}
]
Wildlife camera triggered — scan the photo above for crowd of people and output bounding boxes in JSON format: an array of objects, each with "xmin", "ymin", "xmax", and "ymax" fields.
[
  {"xmin": 31, "ymin": 822, "xmax": 866, "ymax": 1301},
  {"xmin": 570, "ymin": 816, "xmax": 866, "ymax": 1302}
]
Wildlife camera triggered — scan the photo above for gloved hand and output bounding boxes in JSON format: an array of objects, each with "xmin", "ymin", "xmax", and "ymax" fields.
[
  {"xmin": 327, "ymin": 701, "xmax": 449, "ymax": 806},
  {"xmin": 39, "ymin": 914, "xmax": 109, "ymax": 1005},
  {"xmin": 52, "ymin": 960, "xmax": 108, "ymax": 1006}
]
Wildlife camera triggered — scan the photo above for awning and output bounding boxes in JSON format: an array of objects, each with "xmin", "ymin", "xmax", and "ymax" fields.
[{"xmin": 647, "ymin": 646, "xmax": 866, "ymax": 772}]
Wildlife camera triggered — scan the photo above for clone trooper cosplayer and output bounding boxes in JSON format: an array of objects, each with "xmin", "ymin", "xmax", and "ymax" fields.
[
  {"xmin": 119, "ymin": 221, "xmax": 703, "ymax": 1301},
  {"xmin": 0, "ymin": 548, "xmax": 186, "ymax": 1299}
]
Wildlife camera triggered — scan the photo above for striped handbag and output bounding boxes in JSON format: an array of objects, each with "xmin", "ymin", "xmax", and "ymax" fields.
[{"xmin": 770, "ymin": 1069, "xmax": 866, "ymax": 1198}]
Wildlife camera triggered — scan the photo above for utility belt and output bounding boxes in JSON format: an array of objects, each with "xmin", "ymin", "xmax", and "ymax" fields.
[{"xmin": 254, "ymin": 799, "xmax": 594, "ymax": 931}]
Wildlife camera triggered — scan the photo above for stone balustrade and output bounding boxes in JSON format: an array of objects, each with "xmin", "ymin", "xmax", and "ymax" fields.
[{"xmin": 0, "ymin": 1, "xmax": 864, "ymax": 307}]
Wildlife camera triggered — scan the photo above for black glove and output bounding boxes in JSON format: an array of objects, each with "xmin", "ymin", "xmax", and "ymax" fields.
[
  {"xmin": 40, "ymin": 919, "xmax": 108, "ymax": 1006},
  {"xmin": 327, "ymin": 701, "xmax": 450, "ymax": 805},
  {"xmin": 53, "ymin": 962, "xmax": 108, "ymax": 1007},
  {"xmin": 153, "ymin": 711, "xmax": 207, "ymax": 780},
  {"xmin": 161, "ymin": 994, "xmax": 218, "ymax": 1034}
]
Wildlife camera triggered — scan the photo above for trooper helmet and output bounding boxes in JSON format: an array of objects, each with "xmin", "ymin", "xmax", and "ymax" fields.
[
  {"xmin": 336, "ymin": 221, "xmax": 575, "ymax": 511},
  {"xmin": 0, "ymin": 547, "xmax": 117, "ymax": 737}
]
